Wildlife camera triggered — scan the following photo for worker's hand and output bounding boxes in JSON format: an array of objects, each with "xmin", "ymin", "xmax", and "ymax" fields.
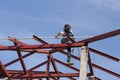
[{"xmin": 55, "ymin": 35, "xmax": 59, "ymax": 39}]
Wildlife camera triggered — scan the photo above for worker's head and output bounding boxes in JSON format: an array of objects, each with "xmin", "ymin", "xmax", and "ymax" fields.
[{"xmin": 64, "ymin": 24, "xmax": 71, "ymax": 31}]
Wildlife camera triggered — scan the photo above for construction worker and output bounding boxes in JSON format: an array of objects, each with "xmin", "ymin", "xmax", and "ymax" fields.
[{"xmin": 55, "ymin": 24, "xmax": 74, "ymax": 65}]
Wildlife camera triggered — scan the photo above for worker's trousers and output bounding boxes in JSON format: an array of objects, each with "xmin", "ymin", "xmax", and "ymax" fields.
[{"xmin": 67, "ymin": 47, "xmax": 71, "ymax": 62}]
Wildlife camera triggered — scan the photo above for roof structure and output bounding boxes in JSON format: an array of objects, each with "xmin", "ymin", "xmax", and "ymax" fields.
[{"xmin": 0, "ymin": 29, "xmax": 120, "ymax": 80}]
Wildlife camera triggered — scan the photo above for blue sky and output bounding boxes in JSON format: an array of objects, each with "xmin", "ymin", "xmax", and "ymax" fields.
[{"xmin": 0, "ymin": 0, "xmax": 120, "ymax": 80}]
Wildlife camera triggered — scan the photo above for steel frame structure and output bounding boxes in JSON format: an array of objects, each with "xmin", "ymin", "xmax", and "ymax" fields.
[{"xmin": 0, "ymin": 29, "xmax": 120, "ymax": 80}]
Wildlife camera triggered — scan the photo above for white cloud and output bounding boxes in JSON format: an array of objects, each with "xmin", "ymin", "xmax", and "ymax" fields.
[{"xmin": 87, "ymin": 0, "xmax": 120, "ymax": 10}]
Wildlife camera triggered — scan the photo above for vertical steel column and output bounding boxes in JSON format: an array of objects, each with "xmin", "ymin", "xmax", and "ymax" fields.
[
  {"xmin": 79, "ymin": 45, "xmax": 88, "ymax": 80},
  {"xmin": 88, "ymin": 51, "xmax": 95, "ymax": 80}
]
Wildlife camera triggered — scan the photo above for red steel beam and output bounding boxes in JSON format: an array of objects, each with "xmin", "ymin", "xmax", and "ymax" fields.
[
  {"xmin": 33, "ymin": 35, "xmax": 48, "ymax": 44},
  {"xmin": 46, "ymin": 54, "xmax": 51, "ymax": 75},
  {"xmin": 89, "ymin": 48, "xmax": 120, "ymax": 62},
  {"xmin": 80, "ymin": 29, "xmax": 120, "ymax": 43},
  {"xmin": 0, "ymin": 61, "xmax": 10, "ymax": 78},
  {"xmin": 16, "ymin": 48, "xmax": 28, "ymax": 74},
  {"xmin": 92, "ymin": 63, "xmax": 120, "ymax": 78},
  {"xmin": 8, "ymin": 70, "xmax": 79, "ymax": 78},
  {"xmin": 8, "ymin": 36, "xmax": 49, "ymax": 53},
  {"xmin": 8, "ymin": 70, "xmax": 48, "ymax": 74},
  {"xmin": 0, "ymin": 42, "xmax": 85, "ymax": 50},
  {"xmin": 8, "ymin": 36, "xmax": 27, "ymax": 45},
  {"xmin": 88, "ymin": 52, "xmax": 94, "ymax": 75},
  {"xmin": 51, "ymin": 55, "xmax": 59, "ymax": 73},
  {"xmin": 94, "ymin": 77, "xmax": 101, "ymax": 80},
  {"xmin": 54, "ymin": 58, "xmax": 79, "ymax": 72},
  {"xmin": 21, "ymin": 49, "xmax": 49, "ymax": 54},
  {"xmin": 9, "ymin": 72, "xmax": 79, "ymax": 78},
  {"xmin": 8, "ymin": 70, "xmax": 77, "ymax": 80},
  {"xmin": 4, "ymin": 52, "xmax": 35, "ymax": 67},
  {"xmin": 28, "ymin": 60, "xmax": 48, "ymax": 71},
  {"xmin": 50, "ymin": 55, "xmax": 60, "ymax": 79}
]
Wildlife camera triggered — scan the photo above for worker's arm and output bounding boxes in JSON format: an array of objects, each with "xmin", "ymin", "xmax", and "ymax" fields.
[
  {"xmin": 55, "ymin": 31, "xmax": 65, "ymax": 39},
  {"xmin": 55, "ymin": 32, "xmax": 61, "ymax": 39}
]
